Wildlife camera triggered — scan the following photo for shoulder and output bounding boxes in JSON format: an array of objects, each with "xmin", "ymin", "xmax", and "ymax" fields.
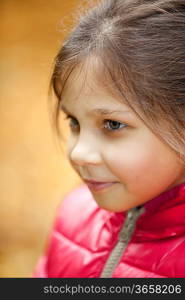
[
  {"xmin": 34, "ymin": 184, "xmax": 124, "ymax": 278},
  {"xmin": 57, "ymin": 183, "xmax": 97, "ymax": 220},
  {"xmin": 53, "ymin": 183, "xmax": 124, "ymax": 252},
  {"xmin": 54, "ymin": 184, "xmax": 112, "ymax": 241}
]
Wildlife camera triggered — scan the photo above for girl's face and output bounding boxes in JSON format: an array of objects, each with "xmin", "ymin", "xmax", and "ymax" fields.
[{"xmin": 61, "ymin": 67, "xmax": 185, "ymax": 212}]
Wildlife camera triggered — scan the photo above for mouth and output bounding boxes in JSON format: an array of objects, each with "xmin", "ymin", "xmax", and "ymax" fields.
[{"xmin": 84, "ymin": 179, "xmax": 119, "ymax": 193}]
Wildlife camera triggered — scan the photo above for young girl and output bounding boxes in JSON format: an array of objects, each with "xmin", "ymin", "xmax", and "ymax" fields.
[{"xmin": 34, "ymin": 0, "xmax": 185, "ymax": 278}]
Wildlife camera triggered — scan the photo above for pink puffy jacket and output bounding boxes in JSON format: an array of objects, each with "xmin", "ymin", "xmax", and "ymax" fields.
[{"xmin": 34, "ymin": 182, "xmax": 185, "ymax": 278}]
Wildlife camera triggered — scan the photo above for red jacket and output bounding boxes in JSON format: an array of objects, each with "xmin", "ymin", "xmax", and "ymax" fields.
[{"xmin": 34, "ymin": 182, "xmax": 185, "ymax": 278}]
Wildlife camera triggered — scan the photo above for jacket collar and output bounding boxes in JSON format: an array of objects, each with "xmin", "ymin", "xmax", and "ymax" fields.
[{"xmin": 133, "ymin": 182, "xmax": 185, "ymax": 241}]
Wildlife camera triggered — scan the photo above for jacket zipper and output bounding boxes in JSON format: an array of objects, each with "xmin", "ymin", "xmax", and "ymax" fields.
[{"xmin": 100, "ymin": 206, "xmax": 144, "ymax": 278}]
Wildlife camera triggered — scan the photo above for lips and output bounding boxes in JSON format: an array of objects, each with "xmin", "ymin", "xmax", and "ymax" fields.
[{"xmin": 84, "ymin": 179, "xmax": 118, "ymax": 192}]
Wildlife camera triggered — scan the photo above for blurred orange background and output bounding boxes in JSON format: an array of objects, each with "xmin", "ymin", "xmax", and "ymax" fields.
[{"xmin": 0, "ymin": 0, "xmax": 87, "ymax": 277}]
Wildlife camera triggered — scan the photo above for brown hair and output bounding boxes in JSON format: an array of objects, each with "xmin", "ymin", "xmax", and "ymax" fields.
[{"xmin": 50, "ymin": 0, "xmax": 185, "ymax": 163}]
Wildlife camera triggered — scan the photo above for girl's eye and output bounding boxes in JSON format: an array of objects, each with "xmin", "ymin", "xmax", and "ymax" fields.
[
  {"xmin": 65, "ymin": 116, "xmax": 79, "ymax": 131},
  {"xmin": 103, "ymin": 120, "xmax": 127, "ymax": 131},
  {"xmin": 64, "ymin": 116, "xmax": 127, "ymax": 133}
]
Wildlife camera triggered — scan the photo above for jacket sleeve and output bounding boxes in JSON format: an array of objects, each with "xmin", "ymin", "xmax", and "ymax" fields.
[
  {"xmin": 33, "ymin": 255, "xmax": 49, "ymax": 278},
  {"xmin": 33, "ymin": 184, "xmax": 92, "ymax": 278}
]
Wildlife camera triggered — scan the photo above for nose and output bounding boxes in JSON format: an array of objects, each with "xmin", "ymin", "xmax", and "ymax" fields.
[{"xmin": 68, "ymin": 135, "xmax": 102, "ymax": 166}]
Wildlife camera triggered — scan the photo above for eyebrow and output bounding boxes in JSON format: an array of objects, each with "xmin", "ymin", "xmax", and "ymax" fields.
[{"xmin": 61, "ymin": 104, "xmax": 132, "ymax": 116}]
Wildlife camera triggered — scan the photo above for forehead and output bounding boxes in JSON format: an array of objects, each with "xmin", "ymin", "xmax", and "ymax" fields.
[{"xmin": 61, "ymin": 57, "xmax": 131, "ymax": 111}]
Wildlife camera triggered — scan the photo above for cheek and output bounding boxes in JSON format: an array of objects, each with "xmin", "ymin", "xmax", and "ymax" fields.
[
  {"xmin": 107, "ymin": 145, "xmax": 152, "ymax": 181},
  {"xmin": 103, "ymin": 133, "xmax": 173, "ymax": 184}
]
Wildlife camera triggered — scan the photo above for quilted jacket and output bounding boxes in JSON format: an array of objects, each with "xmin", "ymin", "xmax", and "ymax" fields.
[{"xmin": 34, "ymin": 182, "xmax": 185, "ymax": 278}]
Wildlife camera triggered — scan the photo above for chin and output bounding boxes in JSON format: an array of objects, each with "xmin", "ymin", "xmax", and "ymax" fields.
[{"xmin": 94, "ymin": 198, "xmax": 127, "ymax": 213}]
